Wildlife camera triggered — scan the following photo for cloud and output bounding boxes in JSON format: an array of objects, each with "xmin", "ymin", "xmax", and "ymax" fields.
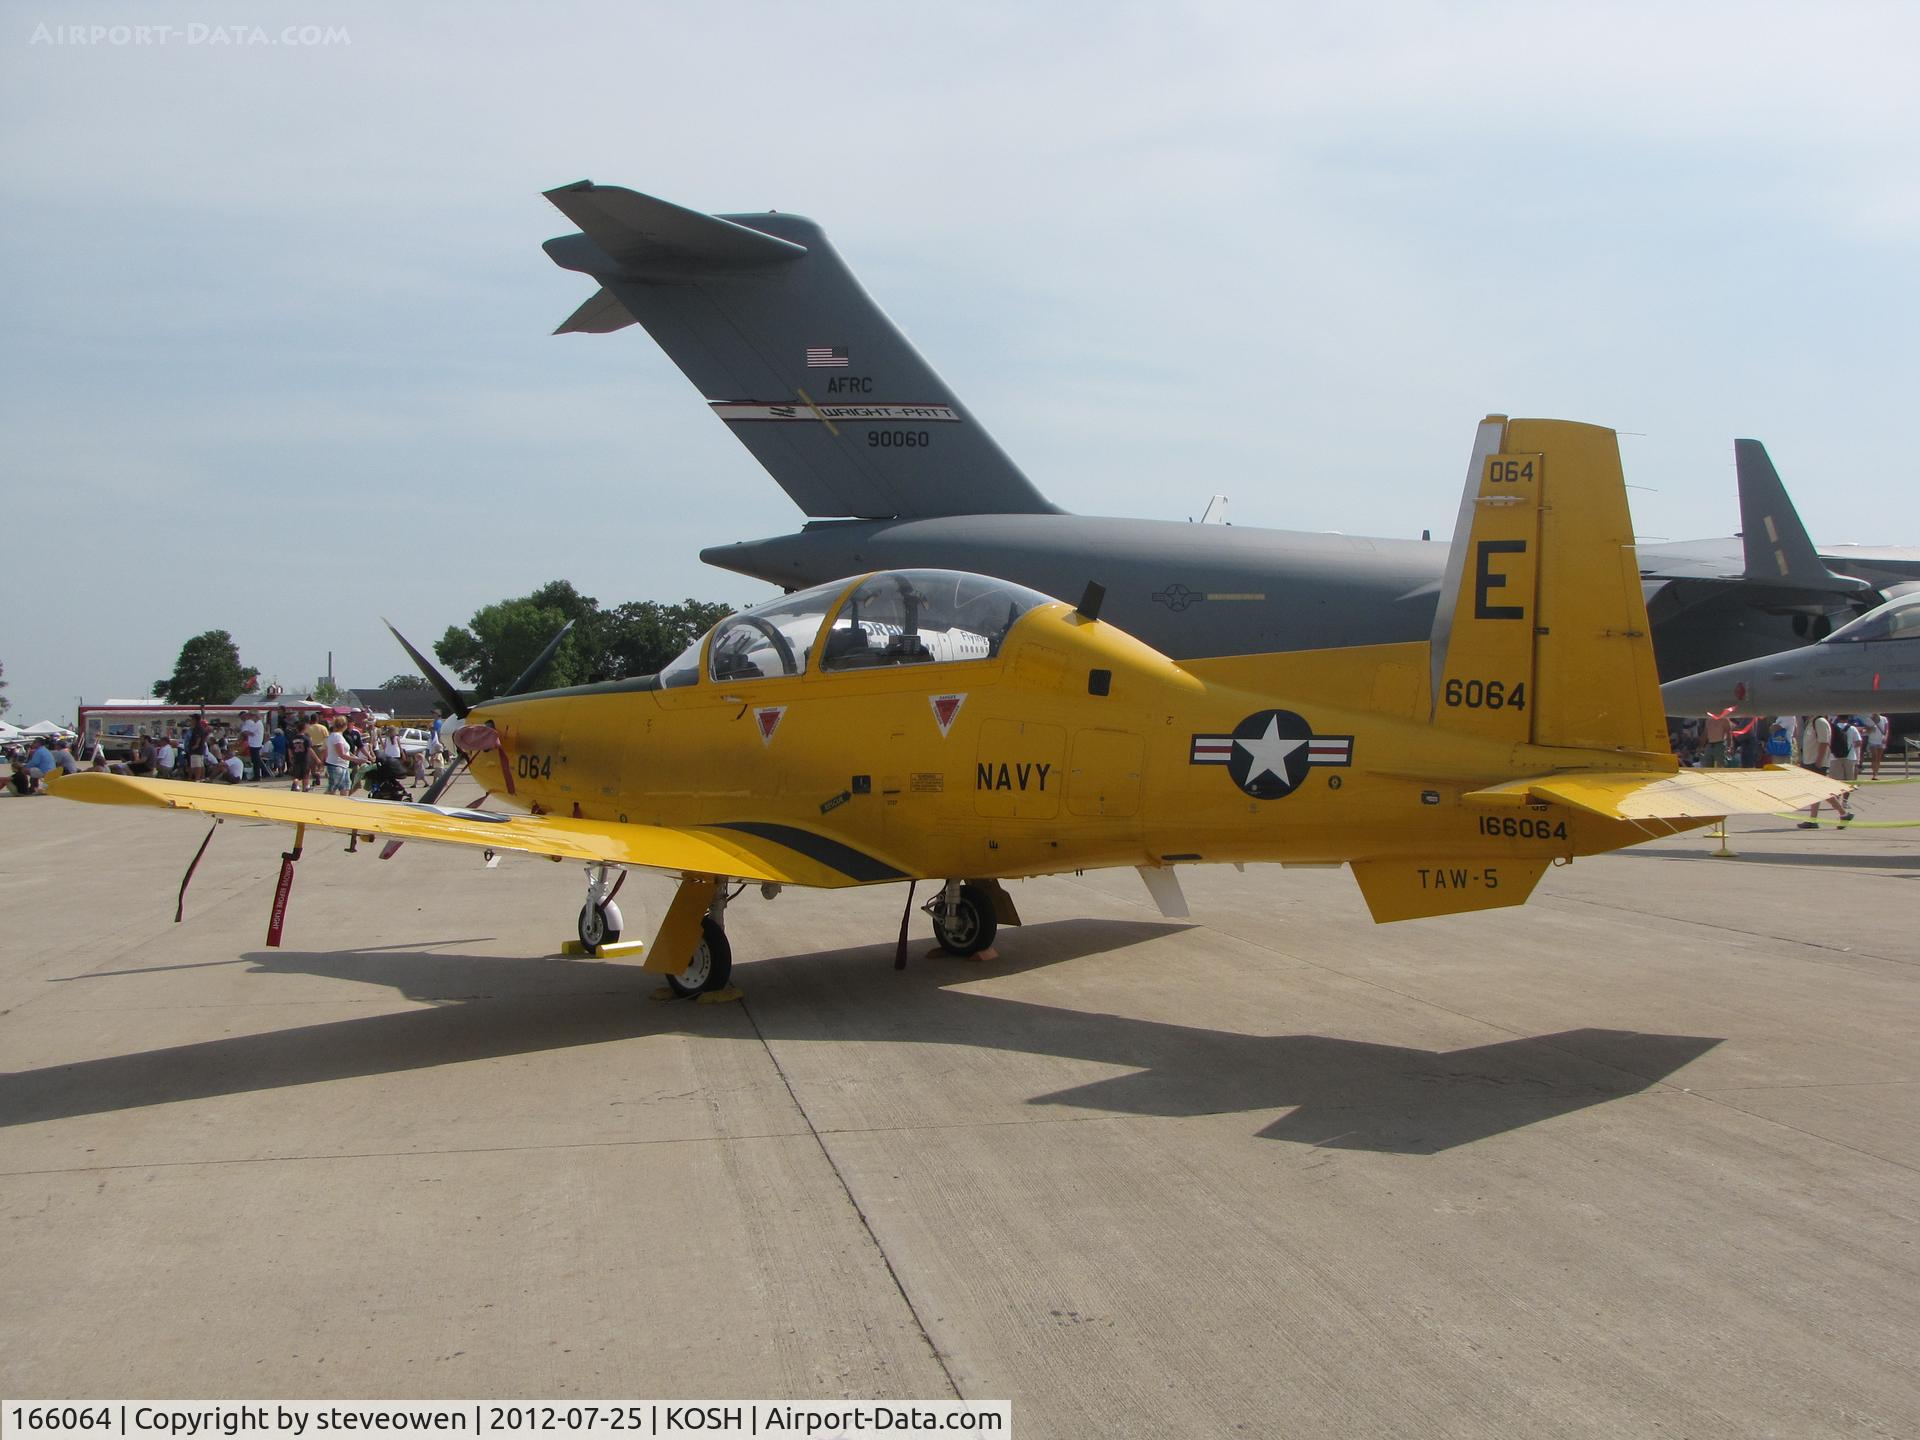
[{"xmin": 2, "ymin": 0, "xmax": 1916, "ymax": 719}]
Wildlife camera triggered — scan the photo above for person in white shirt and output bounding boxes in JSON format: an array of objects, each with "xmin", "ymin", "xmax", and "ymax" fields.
[
  {"xmin": 1867, "ymin": 713, "xmax": 1890, "ymax": 779},
  {"xmin": 154, "ymin": 736, "xmax": 177, "ymax": 774},
  {"xmin": 239, "ymin": 713, "xmax": 264, "ymax": 777},
  {"xmin": 323, "ymin": 720, "xmax": 353, "ymax": 794},
  {"xmin": 1798, "ymin": 715, "xmax": 1854, "ymax": 828},
  {"xmin": 222, "ymin": 750, "xmax": 245, "ymax": 783}
]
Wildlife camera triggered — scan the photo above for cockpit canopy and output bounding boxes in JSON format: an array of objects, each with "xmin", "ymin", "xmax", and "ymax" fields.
[
  {"xmin": 659, "ymin": 570, "xmax": 1057, "ymax": 688},
  {"xmin": 1825, "ymin": 592, "xmax": 1920, "ymax": 645}
]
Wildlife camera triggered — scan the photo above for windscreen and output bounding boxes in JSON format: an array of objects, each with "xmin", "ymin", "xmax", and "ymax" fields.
[
  {"xmin": 820, "ymin": 570, "xmax": 1054, "ymax": 671},
  {"xmin": 1826, "ymin": 594, "xmax": 1920, "ymax": 645}
]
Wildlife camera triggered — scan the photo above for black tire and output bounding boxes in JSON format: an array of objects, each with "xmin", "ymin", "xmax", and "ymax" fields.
[
  {"xmin": 578, "ymin": 901, "xmax": 620, "ymax": 955},
  {"xmin": 931, "ymin": 882, "xmax": 998, "ymax": 956},
  {"xmin": 666, "ymin": 916, "xmax": 733, "ymax": 997}
]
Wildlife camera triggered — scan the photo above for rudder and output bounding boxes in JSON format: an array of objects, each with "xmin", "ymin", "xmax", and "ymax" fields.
[
  {"xmin": 543, "ymin": 181, "xmax": 1058, "ymax": 522},
  {"xmin": 1429, "ymin": 416, "xmax": 1666, "ymax": 756}
]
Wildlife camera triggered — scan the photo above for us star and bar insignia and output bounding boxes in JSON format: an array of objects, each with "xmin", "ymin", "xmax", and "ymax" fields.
[{"xmin": 1190, "ymin": 709, "xmax": 1352, "ymax": 800}]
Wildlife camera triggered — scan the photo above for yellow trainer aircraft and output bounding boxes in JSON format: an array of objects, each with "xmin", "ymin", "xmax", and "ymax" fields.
[{"xmin": 55, "ymin": 417, "xmax": 1840, "ymax": 996}]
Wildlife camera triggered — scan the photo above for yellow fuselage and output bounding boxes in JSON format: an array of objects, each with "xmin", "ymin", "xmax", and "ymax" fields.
[{"xmin": 472, "ymin": 603, "xmax": 1687, "ymax": 891}]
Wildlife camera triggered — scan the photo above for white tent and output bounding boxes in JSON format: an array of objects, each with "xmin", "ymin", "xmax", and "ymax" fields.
[
  {"xmin": 0, "ymin": 721, "xmax": 24, "ymax": 744},
  {"xmin": 23, "ymin": 720, "xmax": 76, "ymax": 738}
]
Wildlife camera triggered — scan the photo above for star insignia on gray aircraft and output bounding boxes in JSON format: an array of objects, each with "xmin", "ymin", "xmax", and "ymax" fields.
[{"xmin": 1190, "ymin": 710, "xmax": 1353, "ymax": 800}]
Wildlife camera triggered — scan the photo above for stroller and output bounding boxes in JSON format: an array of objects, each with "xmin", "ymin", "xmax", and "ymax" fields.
[{"xmin": 362, "ymin": 753, "xmax": 412, "ymax": 802}]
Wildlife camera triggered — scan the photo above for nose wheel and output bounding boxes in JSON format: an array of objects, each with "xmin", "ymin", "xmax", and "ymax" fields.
[
  {"xmin": 577, "ymin": 863, "xmax": 625, "ymax": 956},
  {"xmin": 578, "ymin": 899, "xmax": 622, "ymax": 953}
]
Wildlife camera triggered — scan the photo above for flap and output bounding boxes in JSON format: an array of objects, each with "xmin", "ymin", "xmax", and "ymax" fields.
[{"xmin": 50, "ymin": 774, "xmax": 901, "ymax": 888}]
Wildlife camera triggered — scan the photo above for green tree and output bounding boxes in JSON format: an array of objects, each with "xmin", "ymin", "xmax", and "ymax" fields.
[
  {"xmin": 436, "ymin": 592, "xmax": 589, "ymax": 699},
  {"xmin": 591, "ymin": 599, "xmax": 732, "ymax": 679},
  {"xmin": 313, "ymin": 677, "xmax": 341, "ymax": 703},
  {"xmin": 435, "ymin": 583, "xmax": 732, "ymax": 697},
  {"xmin": 0, "ymin": 659, "xmax": 9, "ymax": 718},
  {"xmin": 154, "ymin": 630, "xmax": 248, "ymax": 706}
]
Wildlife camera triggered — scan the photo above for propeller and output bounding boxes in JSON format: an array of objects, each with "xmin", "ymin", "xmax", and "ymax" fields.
[
  {"xmin": 505, "ymin": 618, "xmax": 576, "ymax": 695},
  {"xmin": 386, "ymin": 616, "xmax": 577, "ymax": 805},
  {"xmin": 383, "ymin": 619, "xmax": 469, "ymax": 720}
]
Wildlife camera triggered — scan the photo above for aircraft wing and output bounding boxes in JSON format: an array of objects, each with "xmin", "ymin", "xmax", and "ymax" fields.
[
  {"xmin": 1468, "ymin": 766, "xmax": 1845, "ymax": 821},
  {"xmin": 49, "ymin": 773, "xmax": 886, "ymax": 888}
]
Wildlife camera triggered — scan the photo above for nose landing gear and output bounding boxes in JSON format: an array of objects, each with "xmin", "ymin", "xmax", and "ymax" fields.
[{"xmin": 577, "ymin": 863, "xmax": 625, "ymax": 956}]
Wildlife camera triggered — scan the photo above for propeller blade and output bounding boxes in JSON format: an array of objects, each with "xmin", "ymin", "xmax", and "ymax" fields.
[
  {"xmin": 418, "ymin": 750, "xmax": 470, "ymax": 807},
  {"xmin": 506, "ymin": 619, "xmax": 577, "ymax": 696},
  {"xmin": 384, "ymin": 619, "xmax": 469, "ymax": 720}
]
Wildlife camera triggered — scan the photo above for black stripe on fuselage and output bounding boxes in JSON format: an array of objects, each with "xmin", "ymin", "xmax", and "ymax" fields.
[{"xmin": 710, "ymin": 822, "xmax": 907, "ymax": 883}]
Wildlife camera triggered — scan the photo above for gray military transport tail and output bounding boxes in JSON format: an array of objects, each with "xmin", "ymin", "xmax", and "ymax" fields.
[
  {"xmin": 544, "ymin": 181, "xmax": 1055, "ymax": 521},
  {"xmin": 542, "ymin": 180, "xmax": 1920, "ymax": 687}
]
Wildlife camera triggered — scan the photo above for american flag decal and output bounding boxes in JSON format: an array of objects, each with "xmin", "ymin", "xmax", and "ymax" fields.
[{"xmin": 805, "ymin": 346, "xmax": 849, "ymax": 368}]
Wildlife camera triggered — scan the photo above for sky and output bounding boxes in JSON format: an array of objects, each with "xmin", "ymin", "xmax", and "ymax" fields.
[{"xmin": 2, "ymin": 0, "xmax": 1917, "ymax": 724}]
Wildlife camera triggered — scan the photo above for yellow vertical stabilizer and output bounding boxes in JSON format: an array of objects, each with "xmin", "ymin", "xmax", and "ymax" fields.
[{"xmin": 1429, "ymin": 417, "xmax": 1666, "ymax": 757}]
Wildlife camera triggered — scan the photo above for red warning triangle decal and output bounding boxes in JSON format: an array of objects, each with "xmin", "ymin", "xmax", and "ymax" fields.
[
  {"xmin": 929, "ymin": 693, "xmax": 966, "ymax": 737},
  {"xmin": 755, "ymin": 706, "xmax": 786, "ymax": 745}
]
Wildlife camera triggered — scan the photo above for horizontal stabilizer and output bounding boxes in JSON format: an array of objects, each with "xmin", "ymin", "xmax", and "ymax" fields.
[
  {"xmin": 543, "ymin": 181, "xmax": 806, "ymax": 277},
  {"xmin": 1736, "ymin": 440, "xmax": 1870, "ymax": 595},
  {"xmin": 555, "ymin": 286, "xmax": 636, "ymax": 336},
  {"xmin": 1350, "ymin": 858, "xmax": 1548, "ymax": 923},
  {"xmin": 1468, "ymin": 765, "xmax": 1845, "ymax": 821}
]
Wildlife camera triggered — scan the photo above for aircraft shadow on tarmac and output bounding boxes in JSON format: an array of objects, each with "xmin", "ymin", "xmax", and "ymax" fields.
[{"xmin": 6, "ymin": 919, "xmax": 1720, "ymax": 1154}]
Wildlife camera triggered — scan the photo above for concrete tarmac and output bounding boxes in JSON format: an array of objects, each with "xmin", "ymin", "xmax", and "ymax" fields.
[{"xmin": 2, "ymin": 776, "xmax": 1916, "ymax": 1437}]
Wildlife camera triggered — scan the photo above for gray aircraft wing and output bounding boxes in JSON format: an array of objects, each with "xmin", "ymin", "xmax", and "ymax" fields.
[{"xmin": 543, "ymin": 180, "xmax": 1057, "ymax": 521}]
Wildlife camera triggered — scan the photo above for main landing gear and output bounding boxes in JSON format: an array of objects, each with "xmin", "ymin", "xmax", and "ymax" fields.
[
  {"xmin": 576, "ymin": 864, "xmax": 736, "ymax": 999},
  {"xmin": 665, "ymin": 915, "xmax": 732, "ymax": 999},
  {"xmin": 925, "ymin": 879, "xmax": 998, "ymax": 957}
]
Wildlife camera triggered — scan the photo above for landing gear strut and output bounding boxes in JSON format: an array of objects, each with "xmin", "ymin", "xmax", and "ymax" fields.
[
  {"xmin": 926, "ymin": 879, "xmax": 997, "ymax": 956},
  {"xmin": 577, "ymin": 863, "xmax": 625, "ymax": 956}
]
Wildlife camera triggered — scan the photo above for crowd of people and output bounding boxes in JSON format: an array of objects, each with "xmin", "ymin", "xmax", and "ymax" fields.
[
  {"xmin": 7, "ymin": 710, "xmax": 449, "ymax": 799},
  {"xmin": 1669, "ymin": 710, "xmax": 1894, "ymax": 829}
]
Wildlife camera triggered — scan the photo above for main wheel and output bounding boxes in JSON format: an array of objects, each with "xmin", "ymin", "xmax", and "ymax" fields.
[
  {"xmin": 666, "ymin": 916, "xmax": 734, "ymax": 997},
  {"xmin": 578, "ymin": 900, "xmax": 621, "ymax": 955},
  {"xmin": 931, "ymin": 882, "xmax": 997, "ymax": 956}
]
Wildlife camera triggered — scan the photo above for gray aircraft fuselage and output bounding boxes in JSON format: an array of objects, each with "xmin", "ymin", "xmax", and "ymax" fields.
[
  {"xmin": 1660, "ymin": 595, "xmax": 1920, "ymax": 716},
  {"xmin": 703, "ymin": 515, "xmax": 1443, "ymax": 659},
  {"xmin": 541, "ymin": 181, "xmax": 1920, "ymax": 690},
  {"xmin": 702, "ymin": 520, "xmax": 1913, "ymax": 681}
]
